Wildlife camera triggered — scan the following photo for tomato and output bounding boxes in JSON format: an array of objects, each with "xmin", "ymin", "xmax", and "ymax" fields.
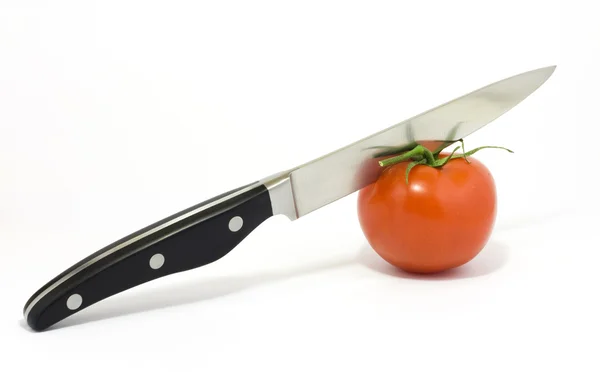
[{"xmin": 357, "ymin": 153, "xmax": 497, "ymax": 274}]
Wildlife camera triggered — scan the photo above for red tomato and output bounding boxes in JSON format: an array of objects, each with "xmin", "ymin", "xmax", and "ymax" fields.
[{"xmin": 357, "ymin": 154, "xmax": 496, "ymax": 274}]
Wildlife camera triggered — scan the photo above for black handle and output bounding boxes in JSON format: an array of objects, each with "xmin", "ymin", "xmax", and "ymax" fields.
[{"xmin": 23, "ymin": 182, "xmax": 273, "ymax": 331}]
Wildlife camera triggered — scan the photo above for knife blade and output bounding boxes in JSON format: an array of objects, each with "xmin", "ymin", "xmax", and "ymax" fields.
[{"xmin": 23, "ymin": 66, "xmax": 556, "ymax": 331}]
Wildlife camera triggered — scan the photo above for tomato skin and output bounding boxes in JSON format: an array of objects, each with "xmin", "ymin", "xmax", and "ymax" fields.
[{"xmin": 357, "ymin": 154, "xmax": 497, "ymax": 274}]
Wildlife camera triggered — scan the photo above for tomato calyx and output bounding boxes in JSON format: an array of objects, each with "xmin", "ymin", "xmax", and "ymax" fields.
[{"xmin": 378, "ymin": 140, "xmax": 513, "ymax": 184}]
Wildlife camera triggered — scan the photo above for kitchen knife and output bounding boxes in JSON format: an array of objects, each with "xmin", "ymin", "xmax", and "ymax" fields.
[{"xmin": 23, "ymin": 66, "xmax": 556, "ymax": 331}]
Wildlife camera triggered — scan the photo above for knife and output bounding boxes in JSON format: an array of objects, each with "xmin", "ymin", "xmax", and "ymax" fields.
[{"xmin": 23, "ymin": 66, "xmax": 556, "ymax": 331}]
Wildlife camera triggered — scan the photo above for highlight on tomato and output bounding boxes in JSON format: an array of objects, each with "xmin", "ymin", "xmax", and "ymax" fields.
[{"xmin": 357, "ymin": 140, "xmax": 512, "ymax": 274}]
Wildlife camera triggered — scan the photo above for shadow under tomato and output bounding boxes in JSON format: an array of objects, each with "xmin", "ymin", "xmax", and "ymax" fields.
[{"xmin": 356, "ymin": 240, "xmax": 509, "ymax": 280}]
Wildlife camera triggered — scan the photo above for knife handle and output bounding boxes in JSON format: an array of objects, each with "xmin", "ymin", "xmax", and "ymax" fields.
[{"xmin": 23, "ymin": 181, "xmax": 274, "ymax": 331}]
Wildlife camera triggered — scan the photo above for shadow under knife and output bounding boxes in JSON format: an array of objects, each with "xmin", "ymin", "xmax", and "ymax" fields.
[
  {"xmin": 22, "ymin": 222, "xmax": 520, "ymax": 331},
  {"xmin": 45, "ymin": 256, "xmax": 356, "ymax": 330}
]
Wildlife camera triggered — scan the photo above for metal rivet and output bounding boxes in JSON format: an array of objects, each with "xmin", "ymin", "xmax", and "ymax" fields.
[
  {"xmin": 149, "ymin": 253, "xmax": 165, "ymax": 270},
  {"xmin": 66, "ymin": 294, "xmax": 83, "ymax": 310},
  {"xmin": 228, "ymin": 216, "xmax": 243, "ymax": 232}
]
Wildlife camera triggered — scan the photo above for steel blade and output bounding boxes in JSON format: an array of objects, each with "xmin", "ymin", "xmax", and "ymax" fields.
[{"xmin": 288, "ymin": 66, "xmax": 555, "ymax": 217}]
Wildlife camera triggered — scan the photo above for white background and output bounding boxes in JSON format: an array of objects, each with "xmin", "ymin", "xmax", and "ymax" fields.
[{"xmin": 1, "ymin": 0, "xmax": 598, "ymax": 371}]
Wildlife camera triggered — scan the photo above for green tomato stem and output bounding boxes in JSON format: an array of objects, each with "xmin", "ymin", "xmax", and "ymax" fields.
[
  {"xmin": 378, "ymin": 139, "xmax": 513, "ymax": 184},
  {"xmin": 452, "ymin": 145, "xmax": 514, "ymax": 158},
  {"xmin": 378, "ymin": 145, "xmax": 426, "ymax": 167},
  {"xmin": 432, "ymin": 146, "xmax": 461, "ymax": 168}
]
